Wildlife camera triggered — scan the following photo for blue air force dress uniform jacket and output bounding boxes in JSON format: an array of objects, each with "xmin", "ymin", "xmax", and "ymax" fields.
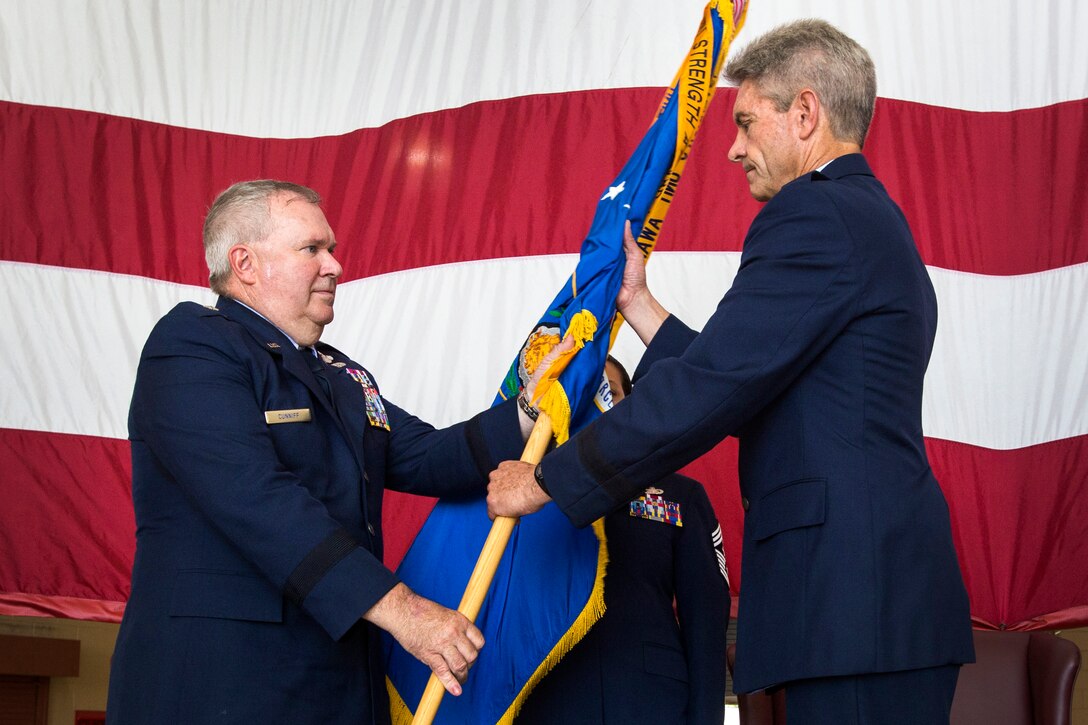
[
  {"xmin": 516, "ymin": 473, "xmax": 730, "ymax": 724},
  {"xmin": 106, "ymin": 297, "xmax": 525, "ymax": 724},
  {"xmin": 535, "ymin": 155, "xmax": 975, "ymax": 693}
]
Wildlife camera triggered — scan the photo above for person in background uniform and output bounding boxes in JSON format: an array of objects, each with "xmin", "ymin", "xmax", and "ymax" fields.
[
  {"xmin": 106, "ymin": 180, "xmax": 547, "ymax": 725},
  {"xmin": 488, "ymin": 19, "xmax": 974, "ymax": 725},
  {"xmin": 516, "ymin": 356, "xmax": 730, "ymax": 725}
]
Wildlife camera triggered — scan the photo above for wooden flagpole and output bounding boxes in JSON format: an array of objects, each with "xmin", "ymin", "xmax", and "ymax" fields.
[{"xmin": 410, "ymin": 412, "xmax": 554, "ymax": 724}]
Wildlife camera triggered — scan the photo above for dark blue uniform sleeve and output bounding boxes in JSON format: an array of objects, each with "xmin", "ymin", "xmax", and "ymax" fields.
[
  {"xmin": 382, "ymin": 397, "xmax": 523, "ymax": 497},
  {"xmin": 632, "ymin": 314, "xmax": 699, "ymax": 382},
  {"xmin": 539, "ymin": 187, "xmax": 862, "ymax": 526}
]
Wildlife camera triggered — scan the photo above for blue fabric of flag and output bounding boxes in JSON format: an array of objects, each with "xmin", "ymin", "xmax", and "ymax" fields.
[{"xmin": 384, "ymin": 3, "xmax": 747, "ymax": 722}]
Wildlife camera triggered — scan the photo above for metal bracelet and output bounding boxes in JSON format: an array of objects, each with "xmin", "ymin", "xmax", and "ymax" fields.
[{"xmin": 517, "ymin": 393, "xmax": 539, "ymax": 421}]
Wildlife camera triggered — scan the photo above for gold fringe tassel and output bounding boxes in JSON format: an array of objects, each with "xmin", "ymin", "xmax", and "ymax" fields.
[
  {"xmin": 565, "ymin": 308, "xmax": 597, "ymax": 349},
  {"xmin": 537, "ymin": 383, "xmax": 573, "ymax": 445},
  {"xmin": 533, "ymin": 308, "xmax": 598, "ymax": 445},
  {"xmin": 497, "ymin": 518, "xmax": 610, "ymax": 724},
  {"xmin": 387, "ymin": 676, "xmax": 414, "ymax": 725}
]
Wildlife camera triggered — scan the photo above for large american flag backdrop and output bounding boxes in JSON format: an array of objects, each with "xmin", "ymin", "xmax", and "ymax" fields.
[{"xmin": 1, "ymin": 1, "xmax": 1085, "ymax": 631}]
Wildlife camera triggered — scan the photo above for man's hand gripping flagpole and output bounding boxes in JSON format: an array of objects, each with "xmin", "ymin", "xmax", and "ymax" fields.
[{"xmin": 411, "ymin": 338, "xmax": 576, "ymax": 724}]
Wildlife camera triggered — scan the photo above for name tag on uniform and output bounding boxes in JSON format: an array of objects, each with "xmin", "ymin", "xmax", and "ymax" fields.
[{"xmin": 264, "ymin": 408, "xmax": 312, "ymax": 424}]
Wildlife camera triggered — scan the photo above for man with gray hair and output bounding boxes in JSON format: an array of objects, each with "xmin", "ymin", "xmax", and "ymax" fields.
[
  {"xmin": 107, "ymin": 180, "xmax": 543, "ymax": 724},
  {"xmin": 489, "ymin": 19, "xmax": 974, "ymax": 723}
]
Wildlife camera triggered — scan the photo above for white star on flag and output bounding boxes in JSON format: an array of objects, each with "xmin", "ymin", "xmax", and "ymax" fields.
[{"xmin": 601, "ymin": 180, "xmax": 625, "ymax": 201}]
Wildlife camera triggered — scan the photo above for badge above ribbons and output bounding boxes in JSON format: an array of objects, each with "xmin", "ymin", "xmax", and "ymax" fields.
[
  {"xmin": 630, "ymin": 487, "xmax": 684, "ymax": 527},
  {"xmin": 384, "ymin": 2, "xmax": 748, "ymax": 722}
]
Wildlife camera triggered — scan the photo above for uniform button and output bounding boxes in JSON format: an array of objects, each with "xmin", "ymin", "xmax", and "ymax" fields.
[
  {"xmin": 367, "ymin": 522, "xmax": 376, "ymax": 536},
  {"xmin": 741, "ymin": 497, "xmax": 750, "ymax": 511}
]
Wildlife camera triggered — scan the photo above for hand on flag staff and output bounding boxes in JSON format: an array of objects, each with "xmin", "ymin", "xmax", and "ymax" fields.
[
  {"xmin": 488, "ymin": 221, "xmax": 667, "ymax": 521},
  {"xmin": 377, "ymin": 332, "xmax": 572, "ymax": 699},
  {"xmin": 486, "ymin": 460, "xmax": 550, "ymax": 519},
  {"xmin": 364, "ymin": 583, "xmax": 484, "ymax": 697},
  {"xmin": 513, "ymin": 334, "xmax": 578, "ymax": 440}
]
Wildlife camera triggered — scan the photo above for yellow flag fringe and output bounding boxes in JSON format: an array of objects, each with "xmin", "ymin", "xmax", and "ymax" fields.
[
  {"xmin": 386, "ymin": 518, "xmax": 610, "ymax": 725},
  {"xmin": 498, "ymin": 518, "xmax": 610, "ymax": 724},
  {"xmin": 533, "ymin": 309, "xmax": 599, "ymax": 444},
  {"xmin": 388, "ymin": 677, "xmax": 414, "ymax": 725}
]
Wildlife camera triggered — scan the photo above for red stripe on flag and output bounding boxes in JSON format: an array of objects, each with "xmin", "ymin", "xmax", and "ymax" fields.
[
  {"xmin": 3, "ymin": 94, "xmax": 1085, "ymax": 282},
  {"xmin": 869, "ymin": 98, "xmax": 1088, "ymax": 276},
  {"xmin": 5, "ymin": 425, "xmax": 1085, "ymax": 629},
  {"xmin": 0, "ymin": 428, "xmax": 134, "ymax": 618},
  {"xmin": 0, "ymin": 592, "xmax": 125, "ymax": 623},
  {"xmin": 927, "ymin": 436, "xmax": 1088, "ymax": 630}
]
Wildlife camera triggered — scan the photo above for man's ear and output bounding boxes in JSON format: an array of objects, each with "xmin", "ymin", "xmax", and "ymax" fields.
[
  {"xmin": 793, "ymin": 88, "xmax": 821, "ymax": 140},
  {"xmin": 228, "ymin": 244, "xmax": 258, "ymax": 286}
]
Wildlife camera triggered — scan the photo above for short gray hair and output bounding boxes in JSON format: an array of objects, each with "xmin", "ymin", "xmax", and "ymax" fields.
[
  {"xmin": 202, "ymin": 180, "xmax": 322, "ymax": 295},
  {"xmin": 723, "ymin": 19, "xmax": 876, "ymax": 147}
]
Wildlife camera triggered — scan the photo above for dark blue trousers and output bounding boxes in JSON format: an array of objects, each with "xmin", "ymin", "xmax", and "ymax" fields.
[{"xmin": 782, "ymin": 664, "xmax": 961, "ymax": 724}]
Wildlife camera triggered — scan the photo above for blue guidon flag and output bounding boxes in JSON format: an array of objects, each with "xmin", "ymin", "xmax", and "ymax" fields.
[{"xmin": 385, "ymin": 2, "xmax": 748, "ymax": 721}]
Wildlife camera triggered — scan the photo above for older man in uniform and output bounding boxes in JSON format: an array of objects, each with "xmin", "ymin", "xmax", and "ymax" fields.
[{"xmin": 107, "ymin": 180, "xmax": 540, "ymax": 724}]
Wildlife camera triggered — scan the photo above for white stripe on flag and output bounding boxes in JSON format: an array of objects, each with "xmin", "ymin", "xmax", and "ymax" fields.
[
  {"xmin": 4, "ymin": 255, "xmax": 1086, "ymax": 451},
  {"xmin": 1, "ymin": 0, "xmax": 1082, "ymax": 137}
]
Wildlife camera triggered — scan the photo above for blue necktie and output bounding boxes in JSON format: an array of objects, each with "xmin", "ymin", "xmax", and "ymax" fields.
[{"xmin": 303, "ymin": 346, "xmax": 334, "ymax": 403}]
